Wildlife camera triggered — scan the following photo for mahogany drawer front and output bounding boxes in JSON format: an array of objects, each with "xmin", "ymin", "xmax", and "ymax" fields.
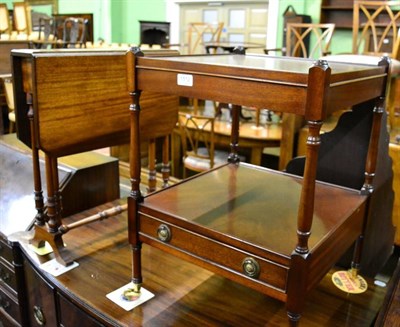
[
  {"xmin": 58, "ymin": 294, "xmax": 104, "ymax": 327},
  {"xmin": 0, "ymin": 261, "xmax": 17, "ymax": 292},
  {"xmin": 139, "ymin": 213, "xmax": 288, "ymax": 291},
  {"xmin": 0, "ymin": 287, "xmax": 21, "ymax": 325},
  {"xmin": 24, "ymin": 257, "xmax": 58, "ymax": 327},
  {"xmin": 0, "ymin": 238, "xmax": 13, "ymax": 265}
]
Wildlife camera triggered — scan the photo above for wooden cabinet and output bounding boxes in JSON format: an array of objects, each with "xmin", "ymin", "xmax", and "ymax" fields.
[
  {"xmin": 58, "ymin": 294, "xmax": 104, "ymax": 327},
  {"xmin": 23, "ymin": 257, "xmax": 58, "ymax": 327},
  {"xmin": 320, "ymin": 0, "xmax": 354, "ymax": 29},
  {"xmin": 19, "ymin": 250, "xmax": 104, "ymax": 327}
]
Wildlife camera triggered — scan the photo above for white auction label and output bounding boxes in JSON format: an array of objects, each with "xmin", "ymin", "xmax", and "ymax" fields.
[{"xmin": 177, "ymin": 73, "xmax": 193, "ymax": 86}]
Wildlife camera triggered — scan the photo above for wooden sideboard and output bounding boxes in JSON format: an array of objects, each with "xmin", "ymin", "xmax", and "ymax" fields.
[{"xmin": 0, "ymin": 139, "xmax": 394, "ymax": 326}]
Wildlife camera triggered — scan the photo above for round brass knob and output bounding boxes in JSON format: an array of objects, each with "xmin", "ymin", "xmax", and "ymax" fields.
[
  {"xmin": 157, "ymin": 224, "xmax": 171, "ymax": 242},
  {"xmin": 0, "ymin": 268, "xmax": 9, "ymax": 282},
  {"xmin": 242, "ymin": 257, "xmax": 260, "ymax": 278},
  {"xmin": 33, "ymin": 305, "xmax": 46, "ymax": 325},
  {"xmin": 0, "ymin": 295, "xmax": 8, "ymax": 309}
]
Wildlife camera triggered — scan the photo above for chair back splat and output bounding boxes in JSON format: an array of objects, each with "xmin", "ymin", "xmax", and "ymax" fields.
[
  {"xmin": 187, "ymin": 22, "xmax": 224, "ymax": 54},
  {"xmin": 0, "ymin": 3, "xmax": 11, "ymax": 38},
  {"xmin": 264, "ymin": 23, "xmax": 336, "ymax": 170},
  {"xmin": 285, "ymin": 23, "xmax": 335, "ymax": 59},
  {"xmin": 62, "ymin": 17, "xmax": 88, "ymax": 48},
  {"xmin": 353, "ymin": 1, "xmax": 400, "ymax": 59},
  {"xmin": 178, "ymin": 112, "xmax": 230, "ymax": 177}
]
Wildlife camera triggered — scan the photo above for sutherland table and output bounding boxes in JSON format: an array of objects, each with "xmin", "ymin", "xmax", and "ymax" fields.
[{"xmin": 126, "ymin": 50, "xmax": 390, "ymax": 326}]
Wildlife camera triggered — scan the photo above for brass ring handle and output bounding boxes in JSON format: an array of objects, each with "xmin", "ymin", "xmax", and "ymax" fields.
[
  {"xmin": 157, "ymin": 224, "xmax": 172, "ymax": 242},
  {"xmin": 242, "ymin": 257, "xmax": 260, "ymax": 278},
  {"xmin": 33, "ymin": 305, "xmax": 46, "ymax": 325},
  {"xmin": 0, "ymin": 268, "xmax": 10, "ymax": 283},
  {"xmin": 0, "ymin": 295, "xmax": 9, "ymax": 309}
]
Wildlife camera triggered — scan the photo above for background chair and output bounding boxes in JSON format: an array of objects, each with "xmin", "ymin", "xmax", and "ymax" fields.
[
  {"xmin": 178, "ymin": 112, "xmax": 230, "ymax": 178},
  {"xmin": 37, "ymin": 17, "xmax": 56, "ymax": 46},
  {"xmin": 263, "ymin": 22, "xmax": 336, "ymax": 170},
  {"xmin": 353, "ymin": 0, "xmax": 400, "ymax": 132},
  {"xmin": 164, "ymin": 22, "xmax": 224, "ymax": 114},
  {"xmin": 265, "ymin": 22, "xmax": 335, "ymax": 59},
  {"xmin": 285, "ymin": 22, "xmax": 335, "ymax": 59},
  {"xmin": 12, "ymin": 2, "xmax": 31, "ymax": 38},
  {"xmin": 323, "ymin": 1, "xmax": 400, "ymax": 132},
  {"xmin": 186, "ymin": 22, "xmax": 224, "ymax": 55},
  {"xmin": 62, "ymin": 17, "xmax": 87, "ymax": 48},
  {"xmin": 187, "ymin": 22, "xmax": 224, "ymax": 112},
  {"xmin": 0, "ymin": 3, "xmax": 11, "ymax": 39}
]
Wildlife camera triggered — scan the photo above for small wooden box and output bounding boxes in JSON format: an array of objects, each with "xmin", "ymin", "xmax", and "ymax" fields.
[{"xmin": 58, "ymin": 152, "xmax": 119, "ymax": 217}]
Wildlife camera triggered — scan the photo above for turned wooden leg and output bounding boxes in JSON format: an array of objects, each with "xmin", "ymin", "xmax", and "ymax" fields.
[
  {"xmin": 27, "ymin": 93, "xmax": 46, "ymax": 232},
  {"xmin": 287, "ymin": 312, "xmax": 301, "ymax": 326},
  {"xmin": 161, "ymin": 135, "xmax": 170, "ymax": 188},
  {"xmin": 30, "ymin": 154, "xmax": 72, "ymax": 266},
  {"xmin": 126, "ymin": 58, "xmax": 144, "ymax": 295},
  {"xmin": 286, "ymin": 247, "xmax": 312, "ymax": 327}
]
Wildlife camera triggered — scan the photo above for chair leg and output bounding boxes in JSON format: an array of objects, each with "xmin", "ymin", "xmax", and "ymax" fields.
[
  {"xmin": 193, "ymin": 98, "xmax": 199, "ymax": 114},
  {"xmin": 8, "ymin": 120, "xmax": 15, "ymax": 133},
  {"xmin": 161, "ymin": 135, "xmax": 170, "ymax": 188},
  {"xmin": 147, "ymin": 139, "xmax": 157, "ymax": 193}
]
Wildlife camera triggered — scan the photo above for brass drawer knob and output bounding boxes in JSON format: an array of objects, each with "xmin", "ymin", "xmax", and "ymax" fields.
[
  {"xmin": 242, "ymin": 257, "xmax": 260, "ymax": 278},
  {"xmin": 33, "ymin": 305, "xmax": 46, "ymax": 325},
  {"xmin": 157, "ymin": 224, "xmax": 171, "ymax": 242},
  {"xmin": 0, "ymin": 268, "xmax": 10, "ymax": 283},
  {"xmin": 0, "ymin": 295, "xmax": 10, "ymax": 309}
]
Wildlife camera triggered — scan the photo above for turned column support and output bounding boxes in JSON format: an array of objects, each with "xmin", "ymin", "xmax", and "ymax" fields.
[
  {"xmin": 26, "ymin": 93, "xmax": 46, "ymax": 230},
  {"xmin": 127, "ymin": 47, "xmax": 145, "ymax": 295}
]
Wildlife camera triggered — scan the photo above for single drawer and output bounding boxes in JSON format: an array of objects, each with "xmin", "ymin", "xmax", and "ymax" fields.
[
  {"xmin": 58, "ymin": 293, "xmax": 104, "ymax": 327},
  {"xmin": 0, "ymin": 287, "xmax": 21, "ymax": 324},
  {"xmin": 0, "ymin": 238, "xmax": 13, "ymax": 265},
  {"xmin": 139, "ymin": 213, "xmax": 288, "ymax": 292},
  {"xmin": 0, "ymin": 261, "xmax": 17, "ymax": 291}
]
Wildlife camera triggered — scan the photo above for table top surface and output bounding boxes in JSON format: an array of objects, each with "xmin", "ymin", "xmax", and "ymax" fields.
[
  {"xmin": 136, "ymin": 53, "xmax": 387, "ymax": 81},
  {"xmin": 134, "ymin": 53, "xmax": 388, "ymax": 119},
  {"xmin": 203, "ymin": 41, "xmax": 265, "ymax": 49}
]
